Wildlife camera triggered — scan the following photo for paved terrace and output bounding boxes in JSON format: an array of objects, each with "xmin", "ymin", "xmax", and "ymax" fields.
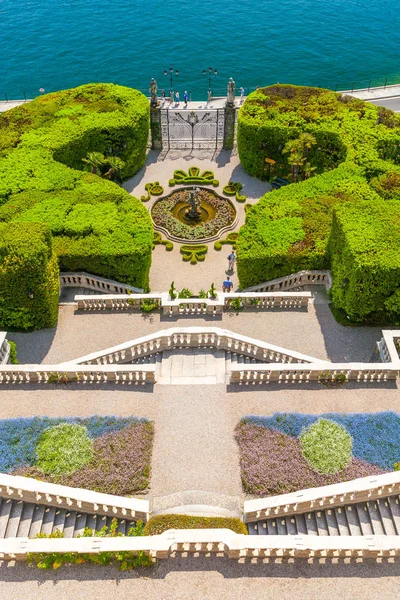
[{"xmin": 1, "ymin": 558, "xmax": 400, "ymax": 600}]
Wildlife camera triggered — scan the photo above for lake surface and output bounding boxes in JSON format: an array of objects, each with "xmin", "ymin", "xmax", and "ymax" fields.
[{"xmin": 1, "ymin": 0, "xmax": 400, "ymax": 100}]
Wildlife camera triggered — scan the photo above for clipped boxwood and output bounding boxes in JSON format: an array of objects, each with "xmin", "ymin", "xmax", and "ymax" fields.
[
  {"xmin": 299, "ymin": 418, "xmax": 353, "ymax": 474},
  {"xmin": 329, "ymin": 200, "xmax": 400, "ymax": 322},
  {"xmin": 143, "ymin": 514, "xmax": 248, "ymax": 536},
  {"xmin": 0, "ymin": 85, "xmax": 153, "ymax": 320},
  {"xmin": 0, "ymin": 223, "xmax": 59, "ymax": 330}
]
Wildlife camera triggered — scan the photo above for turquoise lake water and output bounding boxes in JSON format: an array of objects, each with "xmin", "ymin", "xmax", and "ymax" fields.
[{"xmin": 1, "ymin": 0, "xmax": 400, "ymax": 100}]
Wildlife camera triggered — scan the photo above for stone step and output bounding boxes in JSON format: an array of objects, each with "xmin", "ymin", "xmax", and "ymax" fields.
[
  {"xmin": 248, "ymin": 495, "xmax": 400, "ymax": 537},
  {"xmin": 0, "ymin": 496, "xmax": 137, "ymax": 539}
]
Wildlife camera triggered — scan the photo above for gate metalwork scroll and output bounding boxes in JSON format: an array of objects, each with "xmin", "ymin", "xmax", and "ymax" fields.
[{"xmin": 161, "ymin": 109, "xmax": 225, "ymax": 149}]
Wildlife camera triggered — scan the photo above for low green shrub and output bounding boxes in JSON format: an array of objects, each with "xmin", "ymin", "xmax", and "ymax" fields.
[
  {"xmin": 140, "ymin": 298, "xmax": 160, "ymax": 313},
  {"xmin": 178, "ymin": 287, "xmax": 193, "ymax": 298},
  {"xmin": 214, "ymin": 232, "xmax": 238, "ymax": 251},
  {"xmin": 28, "ymin": 519, "xmax": 152, "ymax": 570},
  {"xmin": 153, "ymin": 231, "xmax": 173, "ymax": 251},
  {"xmin": 299, "ymin": 418, "xmax": 353, "ymax": 474},
  {"xmin": 141, "ymin": 181, "xmax": 164, "ymax": 201},
  {"xmin": 36, "ymin": 423, "xmax": 94, "ymax": 477},
  {"xmin": 180, "ymin": 244, "xmax": 208, "ymax": 264},
  {"xmin": 8, "ymin": 340, "xmax": 19, "ymax": 364},
  {"xmin": 223, "ymin": 182, "xmax": 246, "ymax": 202},
  {"xmin": 143, "ymin": 514, "xmax": 248, "ymax": 536},
  {"xmin": 168, "ymin": 167, "xmax": 219, "ymax": 187}
]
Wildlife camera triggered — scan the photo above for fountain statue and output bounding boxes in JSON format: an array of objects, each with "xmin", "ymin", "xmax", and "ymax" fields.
[{"xmin": 185, "ymin": 187, "xmax": 202, "ymax": 222}]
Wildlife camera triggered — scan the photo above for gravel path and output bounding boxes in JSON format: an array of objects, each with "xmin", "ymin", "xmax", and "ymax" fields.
[
  {"xmin": 8, "ymin": 303, "xmax": 383, "ymax": 366},
  {"xmin": 1, "ymin": 559, "xmax": 400, "ymax": 600}
]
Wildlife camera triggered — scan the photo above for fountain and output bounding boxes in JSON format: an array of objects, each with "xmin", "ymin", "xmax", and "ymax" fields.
[
  {"xmin": 151, "ymin": 186, "xmax": 238, "ymax": 242},
  {"xmin": 184, "ymin": 187, "xmax": 202, "ymax": 223}
]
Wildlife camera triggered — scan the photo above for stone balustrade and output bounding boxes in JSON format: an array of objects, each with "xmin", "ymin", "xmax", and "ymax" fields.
[
  {"xmin": 243, "ymin": 270, "xmax": 332, "ymax": 293},
  {"xmin": 60, "ymin": 272, "xmax": 143, "ymax": 294},
  {"xmin": 0, "ymin": 473, "xmax": 149, "ymax": 521},
  {"xmin": 378, "ymin": 330, "xmax": 400, "ymax": 364},
  {"xmin": 244, "ymin": 472, "xmax": 400, "ymax": 522},
  {"xmin": 0, "ymin": 364, "xmax": 156, "ymax": 384},
  {"xmin": 75, "ymin": 291, "xmax": 312, "ymax": 314},
  {"xmin": 230, "ymin": 362, "xmax": 399, "ymax": 384},
  {"xmin": 66, "ymin": 327, "xmax": 324, "ymax": 367},
  {"xmin": 0, "ymin": 332, "xmax": 10, "ymax": 364},
  {"xmin": 1, "ymin": 529, "xmax": 400, "ymax": 561}
]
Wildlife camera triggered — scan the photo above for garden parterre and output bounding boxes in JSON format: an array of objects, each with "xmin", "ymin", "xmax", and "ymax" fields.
[
  {"xmin": 235, "ymin": 411, "xmax": 400, "ymax": 496},
  {"xmin": 1, "ymin": 416, "xmax": 153, "ymax": 495}
]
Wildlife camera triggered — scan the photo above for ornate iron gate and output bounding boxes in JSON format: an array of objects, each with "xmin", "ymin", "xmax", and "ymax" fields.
[{"xmin": 161, "ymin": 109, "xmax": 225, "ymax": 149}]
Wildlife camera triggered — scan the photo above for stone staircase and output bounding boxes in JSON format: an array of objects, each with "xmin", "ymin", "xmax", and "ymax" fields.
[
  {"xmin": 0, "ymin": 496, "xmax": 136, "ymax": 539},
  {"xmin": 131, "ymin": 348, "xmax": 269, "ymax": 384},
  {"xmin": 247, "ymin": 495, "xmax": 400, "ymax": 536}
]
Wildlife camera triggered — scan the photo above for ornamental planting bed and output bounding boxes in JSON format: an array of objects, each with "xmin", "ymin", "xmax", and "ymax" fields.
[
  {"xmin": 151, "ymin": 188, "xmax": 237, "ymax": 241},
  {"xmin": 1, "ymin": 416, "xmax": 153, "ymax": 495},
  {"xmin": 234, "ymin": 412, "xmax": 400, "ymax": 496}
]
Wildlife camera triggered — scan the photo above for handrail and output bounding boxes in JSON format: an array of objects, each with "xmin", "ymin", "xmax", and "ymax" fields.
[
  {"xmin": 60, "ymin": 272, "xmax": 143, "ymax": 294},
  {"xmin": 63, "ymin": 326, "xmax": 325, "ymax": 366},
  {"xmin": 0, "ymin": 364, "xmax": 156, "ymax": 384},
  {"xmin": 243, "ymin": 270, "xmax": 332, "ymax": 293},
  {"xmin": 244, "ymin": 472, "xmax": 400, "ymax": 522},
  {"xmin": 1, "ymin": 530, "xmax": 400, "ymax": 561},
  {"xmin": 74, "ymin": 290, "xmax": 312, "ymax": 314},
  {"xmin": 0, "ymin": 473, "xmax": 149, "ymax": 521}
]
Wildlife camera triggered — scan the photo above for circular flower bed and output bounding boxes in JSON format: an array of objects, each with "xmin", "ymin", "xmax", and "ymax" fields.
[
  {"xmin": 36, "ymin": 423, "xmax": 94, "ymax": 477},
  {"xmin": 151, "ymin": 187, "xmax": 237, "ymax": 241},
  {"xmin": 299, "ymin": 418, "xmax": 353, "ymax": 474}
]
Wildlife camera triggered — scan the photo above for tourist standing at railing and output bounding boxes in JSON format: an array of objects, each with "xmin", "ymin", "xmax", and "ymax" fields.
[
  {"xmin": 240, "ymin": 87, "xmax": 245, "ymax": 103},
  {"xmin": 175, "ymin": 90, "xmax": 180, "ymax": 105},
  {"xmin": 183, "ymin": 91, "xmax": 189, "ymax": 107}
]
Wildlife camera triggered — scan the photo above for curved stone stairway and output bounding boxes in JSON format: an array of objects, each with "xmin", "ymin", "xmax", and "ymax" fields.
[
  {"xmin": 131, "ymin": 348, "xmax": 271, "ymax": 385},
  {"xmin": 247, "ymin": 496, "xmax": 400, "ymax": 536},
  {"xmin": 0, "ymin": 496, "xmax": 136, "ymax": 538}
]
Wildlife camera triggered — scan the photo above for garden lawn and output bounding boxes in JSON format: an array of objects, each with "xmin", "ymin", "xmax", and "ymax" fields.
[{"xmin": 234, "ymin": 412, "xmax": 400, "ymax": 496}]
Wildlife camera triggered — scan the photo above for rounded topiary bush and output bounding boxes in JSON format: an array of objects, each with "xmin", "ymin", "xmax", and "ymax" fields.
[
  {"xmin": 36, "ymin": 423, "xmax": 94, "ymax": 476},
  {"xmin": 299, "ymin": 418, "xmax": 352, "ymax": 474}
]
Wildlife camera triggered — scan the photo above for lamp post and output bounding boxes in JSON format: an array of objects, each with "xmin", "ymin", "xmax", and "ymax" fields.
[
  {"xmin": 203, "ymin": 67, "xmax": 217, "ymax": 102},
  {"xmin": 164, "ymin": 67, "xmax": 179, "ymax": 96}
]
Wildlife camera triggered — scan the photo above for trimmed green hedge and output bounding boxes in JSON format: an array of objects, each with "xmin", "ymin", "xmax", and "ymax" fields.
[
  {"xmin": 329, "ymin": 200, "xmax": 400, "ymax": 321},
  {"xmin": 143, "ymin": 514, "xmax": 248, "ymax": 535},
  {"xmin": 0, "ymin": 223, "xmax": 59, "ymax": 330},
  {"xmin": 236, "ymin": 164, "xmax": 381, "ymax": 287},
  {"xmin": 236, "ymin": 85, "xmax": 400, "ymax": 318},
  {"xmin": 0, "ymin": 85, "xmax": 153, "ymax": 323}
]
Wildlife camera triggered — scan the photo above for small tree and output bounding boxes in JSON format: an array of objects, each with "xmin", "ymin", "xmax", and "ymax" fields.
[
  {"xmin": 283, "ymin": 133, "xmax": 317, "ymax": 182},
  {"xmin": 103, "ymin": 156, "xmax": 125, "ymax": 182},
  {"xmin": 82, "ymin": 152, "xmax": 105, "ymax": 175}
]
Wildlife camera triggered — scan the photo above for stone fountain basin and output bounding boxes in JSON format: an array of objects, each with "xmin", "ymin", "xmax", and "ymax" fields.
[{"xmin": 151, "ymin": 186, "xmax": 239, "ymax": 244}]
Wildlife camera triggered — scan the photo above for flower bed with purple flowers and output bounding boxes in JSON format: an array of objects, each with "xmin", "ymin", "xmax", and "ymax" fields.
[
  {"xmin": 1, "ymin": 416, "xmax": 153, "ymax": 495},
  {"xmin": 235, "ymin": 412, "xmax": 400, "ymax": 496}
]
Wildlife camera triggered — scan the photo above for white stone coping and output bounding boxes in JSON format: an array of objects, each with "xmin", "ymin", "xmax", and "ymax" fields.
[
  {"xmin": 1, "ymin": 530, "xmax": 400, "ymax": 560},
  {"xmin": 60, "ymin": 272, "xmax": 143, "ymax": 293},
  {"xmin": 381, "ymin": 330, "xmax": 400, "ymax": 364},
  {"xmin": 64, "ymin": 326, "xmax": 325, "ymax": 366},
  {"xmin": 74, "ymin": 291, "xmax": 312, "ymax": 303},
  {"xmin": 0, "ymin": 473, "xmax": 149, "ymax": 519},
  {"xmin": 244, "ymin": 472, "xmax": 400, "ymax": 522},
  {"xmin": 243, "ymin": 270, "xmax": 332, "ymax": 292}
]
